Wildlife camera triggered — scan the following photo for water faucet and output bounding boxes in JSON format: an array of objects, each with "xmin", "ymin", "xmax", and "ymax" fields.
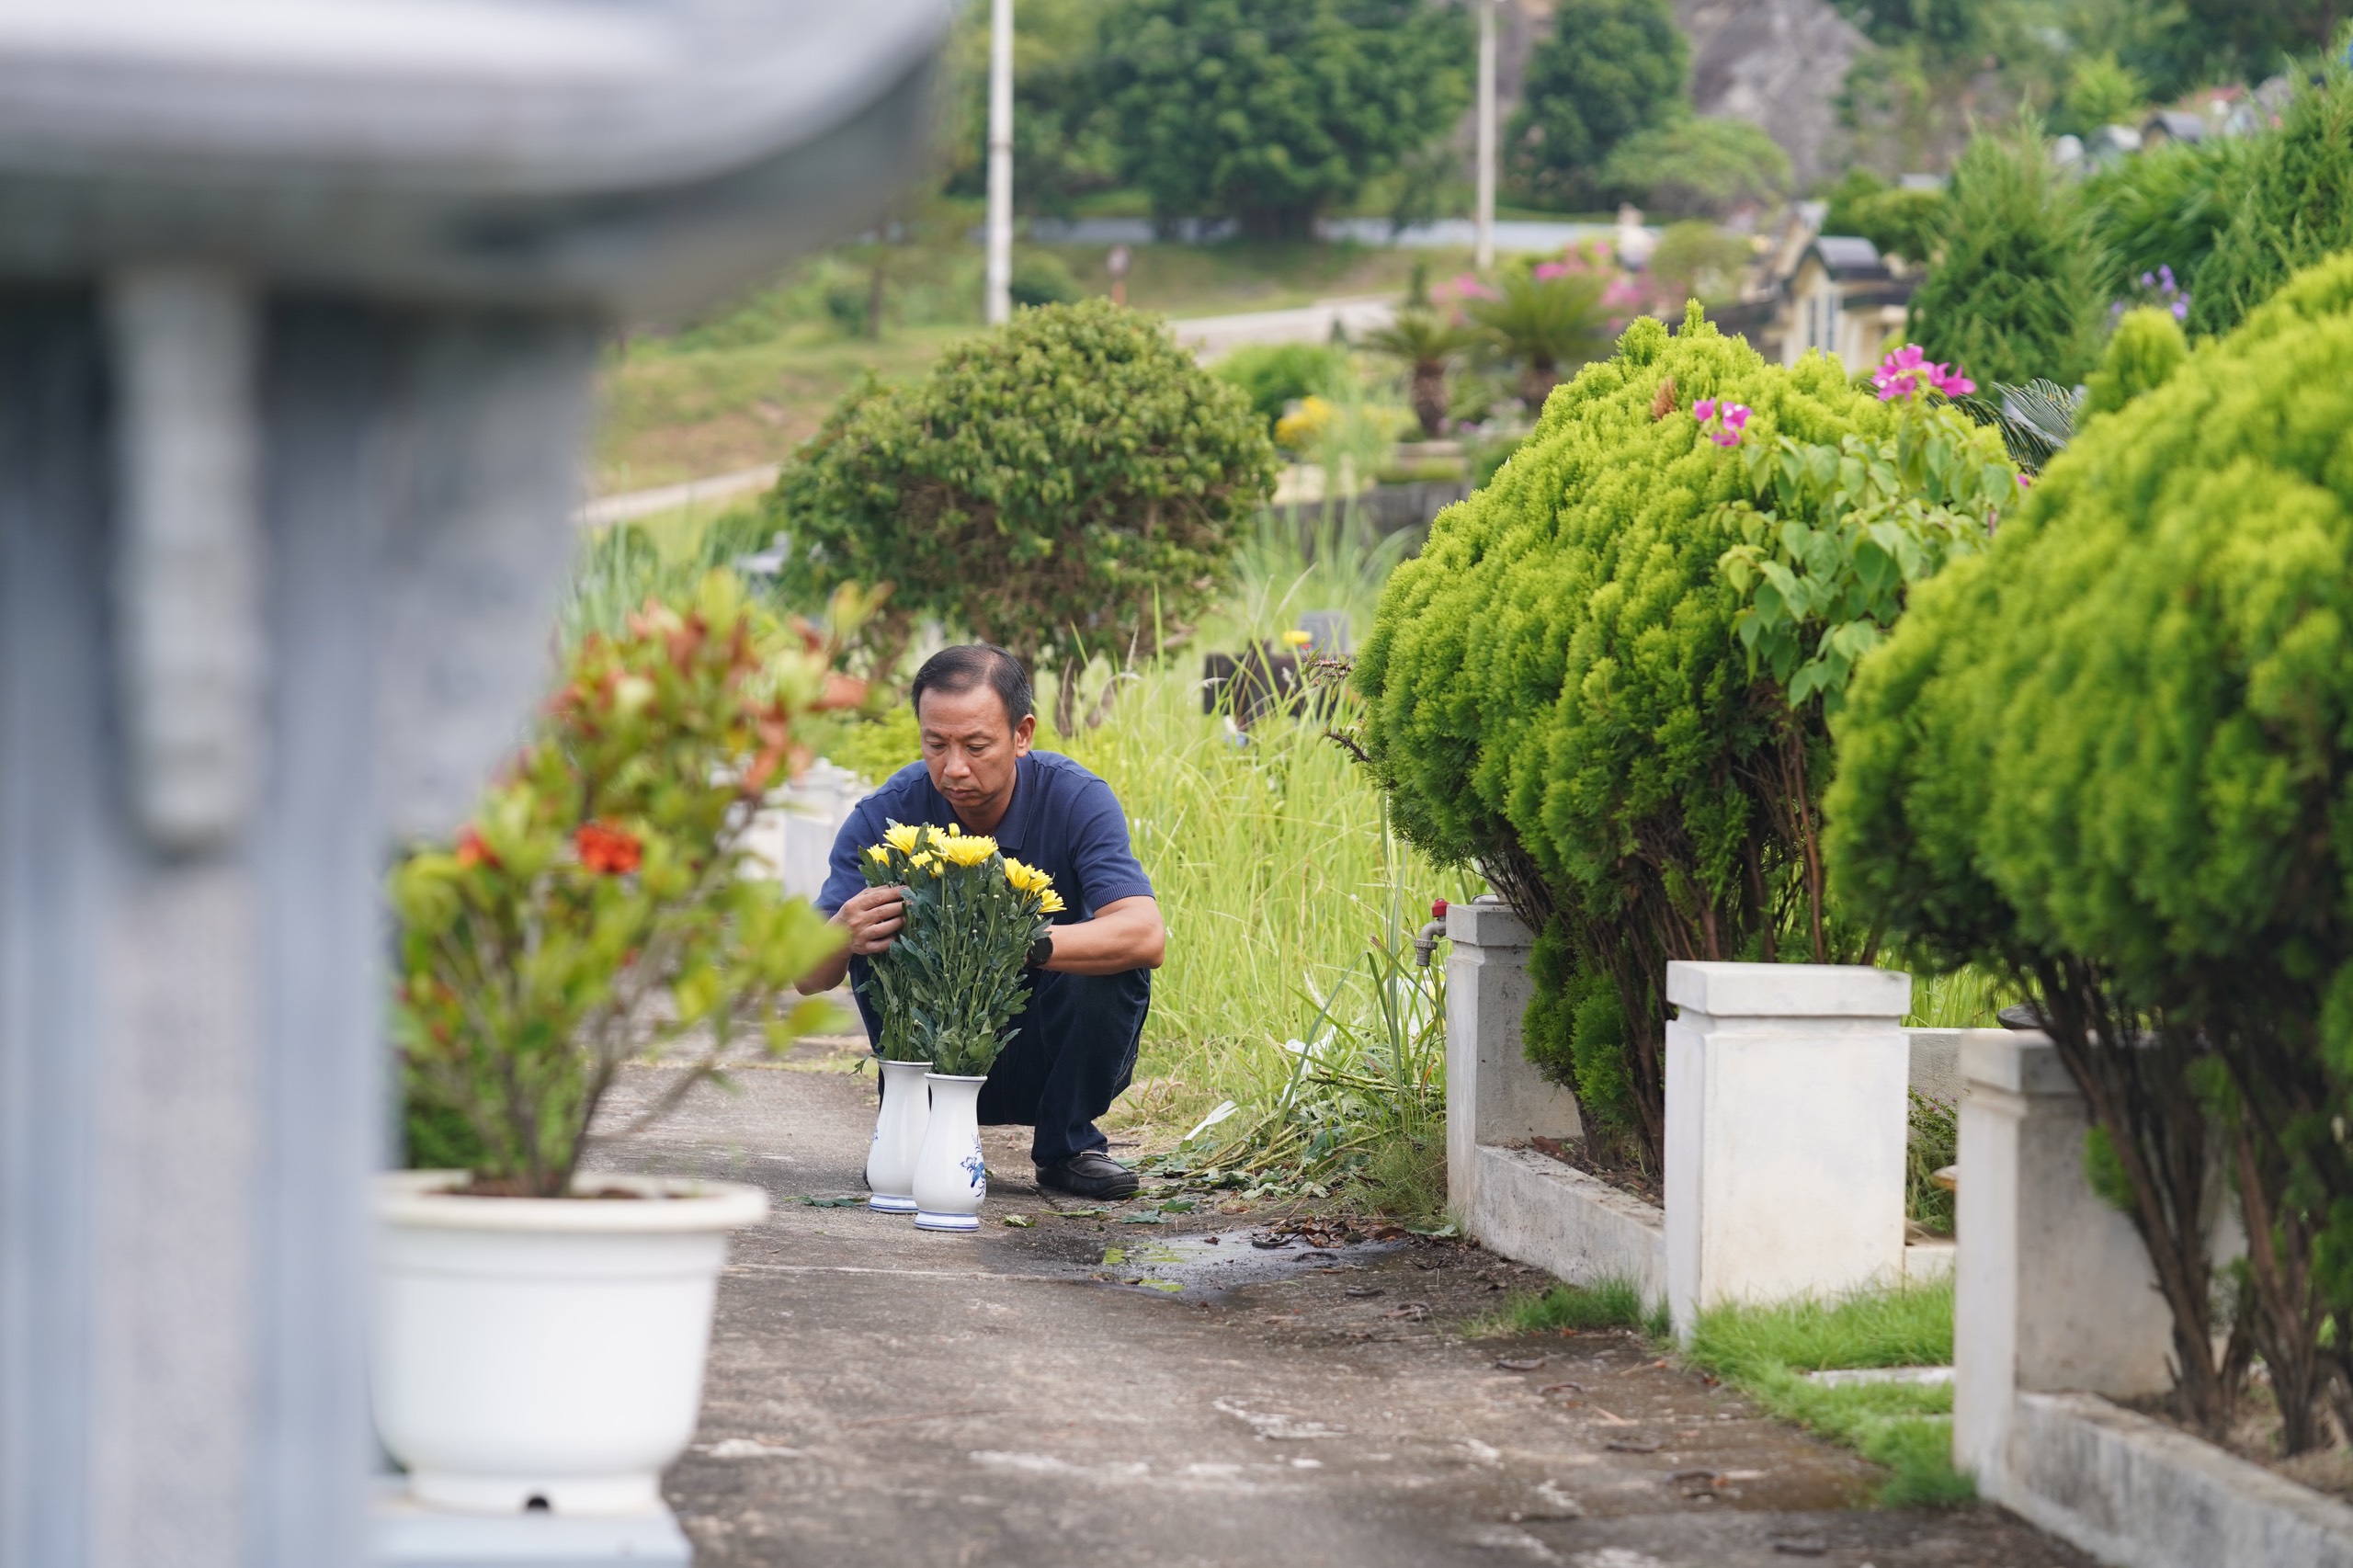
[{"xmin": 1413, "ymin": 899, "xmax": 1450, "ymax": 969}]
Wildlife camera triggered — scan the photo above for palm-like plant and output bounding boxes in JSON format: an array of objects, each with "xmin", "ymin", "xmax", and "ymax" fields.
[
  {"xmin": 1366, "ymin": 306, "xmax": 1476, "ymax": 437},
  {"xmin": 1468, "ymin": 269, "xmax": 1612, "ymax": 410}
]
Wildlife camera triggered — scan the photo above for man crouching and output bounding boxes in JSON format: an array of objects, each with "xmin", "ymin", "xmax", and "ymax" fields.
[{"xmin": 798, "ymin": 644, "xmax": 1165, "ymax": 1200}]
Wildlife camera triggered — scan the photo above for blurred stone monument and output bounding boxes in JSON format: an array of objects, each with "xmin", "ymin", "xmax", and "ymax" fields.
[{"xmin": 0, "ymin": 5, "xmax": 949, "ymax": 1566}]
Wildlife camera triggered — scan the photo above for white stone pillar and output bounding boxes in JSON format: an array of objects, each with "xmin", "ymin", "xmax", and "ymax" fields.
[
  {"xmin": 1664, "ymin": 961, "xmax": 1911, "ymax": 1340},
  {"xmin": 1444, "ymin": 896, "xmax": 1582, "ymax": 1220},
  {"xmin": 1953, "ymin": 1028, "xmax": 2176, "ymax": 1498}
]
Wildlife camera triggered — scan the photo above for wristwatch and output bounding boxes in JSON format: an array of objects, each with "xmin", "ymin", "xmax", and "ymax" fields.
[{"xmin": 1026, "ymin": 930, "xmax": 1054, "ymax": 969}]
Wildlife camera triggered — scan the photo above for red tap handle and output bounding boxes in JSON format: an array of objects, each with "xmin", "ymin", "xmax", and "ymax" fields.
[{"xmin": 1432, "ymin": 899, "xmax": 1449, "ymax": 919}]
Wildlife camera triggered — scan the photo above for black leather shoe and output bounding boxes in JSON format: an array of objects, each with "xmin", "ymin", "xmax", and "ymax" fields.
[{"xmin": 1036, "ymin": 1150, "xmax": 1141, "ymax": 1200}]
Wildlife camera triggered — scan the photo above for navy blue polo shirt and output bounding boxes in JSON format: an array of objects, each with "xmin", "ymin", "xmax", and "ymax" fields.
[{"xmin": 818, "ymin": 749, "xmax": 1154, "ymax": 926}]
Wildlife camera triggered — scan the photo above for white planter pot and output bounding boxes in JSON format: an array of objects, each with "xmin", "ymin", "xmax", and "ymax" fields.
[
  {"xmin": 865, "ymin": 1058, "xmax": 931, "ymax": 1213},
  {"xmin": 372, "ymin": 1170, "xmax": 767, "ymax": 1516},
  {"xmin": 910, "ymin": 1073, "xmax": 987, "ymax": 1232}
]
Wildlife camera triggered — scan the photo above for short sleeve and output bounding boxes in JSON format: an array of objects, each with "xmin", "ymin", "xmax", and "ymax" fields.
[
  {"xmin": 1064, "ymin": 773, "xmax": 1154, "ymax": 915},
  {"xmin": 817, "ymin": 797, "xmax": 883, "ymax": 915}
]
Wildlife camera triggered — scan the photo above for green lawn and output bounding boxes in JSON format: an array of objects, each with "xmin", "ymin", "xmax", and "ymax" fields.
[{"xmin": 593, "ymin": 238, "xmax": 1469, "ymax": 494}]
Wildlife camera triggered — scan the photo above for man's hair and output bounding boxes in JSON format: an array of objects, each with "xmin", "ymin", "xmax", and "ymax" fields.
[{"xmin": 911, "ymin": 644, "xmax": 1033, "ymax": 728}]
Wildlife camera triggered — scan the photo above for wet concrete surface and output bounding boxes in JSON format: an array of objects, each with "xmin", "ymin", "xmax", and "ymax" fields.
[{"xmin": 589, "ymin": 1046, "xmax": 2091, "ymax": 1568}]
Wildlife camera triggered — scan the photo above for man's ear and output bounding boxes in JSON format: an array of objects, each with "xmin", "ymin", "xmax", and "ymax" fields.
[{"xmin": 1013, "ymin": 712, "xmax": 1037, "ymax": 756}]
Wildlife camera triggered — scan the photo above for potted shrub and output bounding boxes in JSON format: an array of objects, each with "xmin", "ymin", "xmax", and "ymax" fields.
[
  {"xmin": 856, "ymin": 821, "xmax": 1061, "ymax": 1231},
  {"xmin": 379, "ymin": 573, "xmax": 858, "ymax": 1515}
]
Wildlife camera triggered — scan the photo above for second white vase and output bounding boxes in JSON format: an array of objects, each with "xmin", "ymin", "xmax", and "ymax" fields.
[
  {"xmin": 865, "ymin": 1058, "xmax": 931, "ymax": 1214},
  {"xmin": 911, "ymin": 1073, "xmax": 988, "ymax": 1233}
]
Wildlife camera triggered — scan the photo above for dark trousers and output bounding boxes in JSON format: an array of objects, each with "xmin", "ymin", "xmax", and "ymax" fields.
[{"xmin": 852, "ymin": 961, "xmax": 1151, "ymax": 1165}]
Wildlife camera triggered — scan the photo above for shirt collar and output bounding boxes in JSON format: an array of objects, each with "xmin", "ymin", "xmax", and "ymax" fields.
[{"xmin": 992, "ymin": 753, "xmax": 1038, "ymax": 856}]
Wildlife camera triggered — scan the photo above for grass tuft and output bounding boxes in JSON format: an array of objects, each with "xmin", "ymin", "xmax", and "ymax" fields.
[
  {"xmin": 1685, "ymin": 1279, "xmax": 1972, "ymax": 1508},
  {"xmin": 1477, "ymin": 1276, "xmax": 1654, "ymax": 1337}
]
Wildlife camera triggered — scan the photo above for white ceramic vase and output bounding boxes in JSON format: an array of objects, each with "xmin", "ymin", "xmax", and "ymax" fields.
[
  {"xmin": 371, "ymin": 1170, "xmax": 767, "ymax": 1516},
  {"xmin": 865, "ymin": 1057, "xmax": 931, "ymax": 1213},
  {"xmin": 910, "ymin": 1073, "xmax": 988, "ymax": 1232}
]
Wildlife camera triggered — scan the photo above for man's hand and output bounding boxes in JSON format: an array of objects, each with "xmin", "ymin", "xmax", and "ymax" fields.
[
  {"xmin": 838, "ymin": 884, "xmax": 907, "ymax": 955},
  {"xmin": 795, "ymin": 885, "xmax": 906, "ymax": 994}
]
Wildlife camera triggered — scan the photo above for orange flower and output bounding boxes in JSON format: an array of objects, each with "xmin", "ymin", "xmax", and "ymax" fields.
[
  {"xmin": 455, "ymin": 824, "xmax": 498, "ymax": 869},
  {"xmin": 575, "ymin": 821, "xmax": 642, "ymax": 875}
]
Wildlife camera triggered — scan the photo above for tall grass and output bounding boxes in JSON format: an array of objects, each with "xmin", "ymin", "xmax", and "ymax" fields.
[{"xmin": 1040, "ymin": 665, "xmax": 1478, "ymax": 1161}]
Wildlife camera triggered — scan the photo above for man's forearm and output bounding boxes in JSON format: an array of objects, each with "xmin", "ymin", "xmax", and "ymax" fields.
[{"xmin": 1040, "ymin": 896, "xmax": 1165, "ymax": 975}]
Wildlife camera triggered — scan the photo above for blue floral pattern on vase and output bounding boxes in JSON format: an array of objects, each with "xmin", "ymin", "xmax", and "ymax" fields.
[{"xmin": 961, "ymin": 1149, "xmax": 987, "ymax": 1195}]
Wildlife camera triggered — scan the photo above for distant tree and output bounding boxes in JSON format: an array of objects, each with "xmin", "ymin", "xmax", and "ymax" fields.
[
  {"xmin": 1099, "ymin": 0, "xmax": 1472, "ymax": 239},
  {"xmin": 1508, "ymin": 0, "xmax": 1688, "ymax": 210},
  {"xmin": 2191, "ymin": 66, "xmax": 2353, "ymax": 336},
  {"xmin": 942, "ymin": 0, "xmax": 1122, "ymax": 216},
  {"xmin": 1645, "ymin": 221, "xmax": 1755, "ymax": 304},
  {"xmin": 1600, "ymin": 117, "xmax": 1790, "ymax": 218},
  {"xmin": 1824, "ymin": 170, "xmax": 1949, "ymax": 266},
  {"xmin": 2059, "ymin": 52, "xmax": 2150, "ymax": 134},
  {"xmin": 1909, "ymin": 125, "xmax": 2105, "ymax": 388},
  {"xmin": 2177, "ymin": 0, "xmax": 2350, "ymax": 74}
]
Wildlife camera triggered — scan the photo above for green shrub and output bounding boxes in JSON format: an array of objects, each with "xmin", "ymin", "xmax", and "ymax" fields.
[
  {"xmin": 2085, "ymin": 135, "xmax": 2251, "ymax": 302},
  {"xmin": 2082, "ymin": 305, "xmax": 2188, "ymax": 416},
  {"xmin": 2191, "ymin": 65, "xmax": 2353, "ymax": 337},
  {"xmin": 771, "ymin": 300, "xmax": 1275, "ymax": 689},
  {"xmin": 1358, "ymin": 307, "xmax": 2013, "ymax": 1161},
  {"xmin": 1826, "ymin": 250, "xmax": 2353, "ymax": 1449},
  {"xmin": 1910, "ymin": 124, "xmax": 2106, "ymax": 389},
  {"xmin": 1213, "ymin": 341, "xmax": 1352, "ymax": 437},
  {"xmin": 1009, "ymin": 250, "xmax": 1082, "ymax": 309}
]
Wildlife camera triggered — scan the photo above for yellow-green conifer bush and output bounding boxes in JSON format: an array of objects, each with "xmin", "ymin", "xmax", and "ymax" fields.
[
  {"xmin": 1358, "ymin": 307, "xmax": 2012, "ymax": 1162},
  {"xmin": 1826, "ymin": 253, "xmax": 2353, "ymax": 1449}
]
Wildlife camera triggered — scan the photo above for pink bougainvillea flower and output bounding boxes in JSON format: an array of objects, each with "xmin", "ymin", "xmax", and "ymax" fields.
[
  {"xmin": 1532, "ymin": 260, "xmax": 1571, "ymax": 281},
  {"xmin": 1872, "ymin": 343, "xmax": 1929, "ymax": 401},
  {"xmin": 1693, "ymin": 397, "xmax": 1717, "ymax": 422},
  {"xmin": 2016, "ymin": 472, "xmax": 2034, "ymax": 489},
  {"xmin": 1926, "ymin": 361, "xmax": 1975, "ymax": 398},
  {"xmin": 1722, "ymin": 403, "xmax": 1751, "ymax": 432}
]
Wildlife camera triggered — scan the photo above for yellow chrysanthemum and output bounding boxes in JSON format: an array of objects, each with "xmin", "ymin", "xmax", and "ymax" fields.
[
  {"xmin": 939, "ymin": 834, "xmax": 997, "ymax": 869},
  {"xmin": 1282, "ymin": 628, "xmax": 1313, "ymax": 648},
  {"xmin": 1037, "ymin": 888, "xmax": 1066, "ymax": 915},
  {"xmin": 909, "ymin": 852, "xmax": 938, "ymax": 873},
  {"xmin": 1003, "ymin": 858, "xmax": 1057, "ymax": 898},
  {"xmin": 883, "ymin": 823, "xmax": 924, "ymax": 855},
  {"xmin": 865, "ymin": 844, "xmax": 891, "ymax": 865}
]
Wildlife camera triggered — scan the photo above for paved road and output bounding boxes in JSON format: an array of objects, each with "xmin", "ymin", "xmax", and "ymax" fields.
[{"xmin": 590, "ymin": 1044, "xmax": 2090, "ymax": 1568}]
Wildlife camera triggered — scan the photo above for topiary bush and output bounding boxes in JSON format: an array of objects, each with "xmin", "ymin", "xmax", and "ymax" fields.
[
  {"xmin": 1826, "ymin": 250, "xmax": 2353, "ymax": 1449},
  {"xmin": 2082, "ymin": 304, "xmax": 2188, "ymax": 416},
  {"xmin": 2190, "ymin": 64, "xmax": 2353, "ymax": 338},
  {"xmin": 1909, "ymin": 123, "xmax": 2106, "ymax": 389},
  {"xmin": 772, "ymin": 299, "xmax": 1276, "ymax": 699},
  {"xmin": 1358, "ymin": 307, "xmax": 2014, "ymax": 1163}
]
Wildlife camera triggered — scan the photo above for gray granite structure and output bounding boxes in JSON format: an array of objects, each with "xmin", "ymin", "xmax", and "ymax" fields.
[{"xmin": 0, "ymin": 6, "xmax": 949, "ymax": 1566}]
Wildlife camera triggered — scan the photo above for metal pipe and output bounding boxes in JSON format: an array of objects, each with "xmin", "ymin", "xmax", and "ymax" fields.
[
  {"xmin": 1413, "ymin": 898, "xmax": 1451, "ymax": 969},
  {"xmin": 984, "ymin": 0, "xmax": 1014, "ymax": 324}
]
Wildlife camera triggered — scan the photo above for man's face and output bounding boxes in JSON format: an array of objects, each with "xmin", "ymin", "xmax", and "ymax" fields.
[{"xmin": 916, "ymin": 683, "xmax": 1035, "ymax": 817}]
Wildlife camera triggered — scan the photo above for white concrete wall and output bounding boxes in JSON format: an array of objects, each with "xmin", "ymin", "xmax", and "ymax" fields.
[
  {"xmin": 1663, "ymin": 961, "xmax": 1911, "ymax": 1340},
  {"xmin": 1443, "ymin": 897, "xmax": 1581, "ymax": 1222}
]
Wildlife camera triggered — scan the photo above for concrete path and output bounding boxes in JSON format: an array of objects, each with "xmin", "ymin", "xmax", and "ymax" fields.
[{"xmin": 590, "ymin": 1041, "xmax": 2090, "ymax": 1568}]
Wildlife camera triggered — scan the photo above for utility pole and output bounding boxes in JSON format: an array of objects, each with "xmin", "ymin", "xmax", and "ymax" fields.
[
  {"xmin": 985, "ymin": 0, "xmax": 1014, "ymax": 324},
  {"xmin": 1475, "ymin": 0, "xmax": 1496, "ymax": 275}
]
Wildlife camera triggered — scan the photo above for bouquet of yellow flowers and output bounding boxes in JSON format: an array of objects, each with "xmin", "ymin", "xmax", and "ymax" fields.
[{"xmin": 858, "ymin": 820, "xmax": 1063, "ymax": 1076}]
